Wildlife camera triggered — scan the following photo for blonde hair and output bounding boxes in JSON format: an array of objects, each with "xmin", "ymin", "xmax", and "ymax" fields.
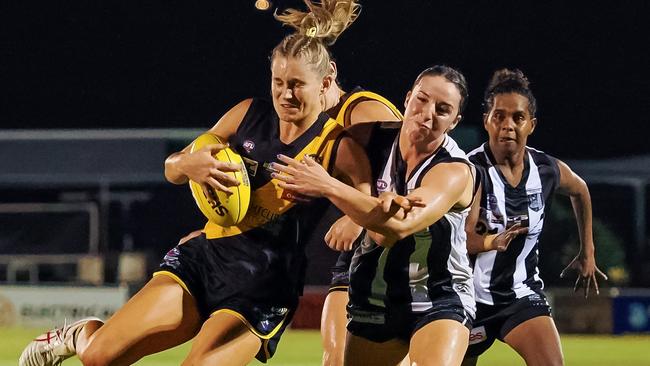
[{"xmin": 272, "ymin": 0, "xmax": 360, "ymax": 77}]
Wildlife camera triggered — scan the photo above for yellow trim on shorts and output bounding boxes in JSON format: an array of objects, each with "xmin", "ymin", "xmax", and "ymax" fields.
[
  {"xmin": 152, "ymin": 271, "xmax": 192, "ymax": 296},
  {"xmin": 211, "ymin": 308, "xmax": 287, "ymax": 341},
  {"xmin": 328, "ymin": 285, "xmax": 349, "ymax": 293},
  {"xmin": 261, "ymin": 339, "xmax": 271, "ymax": 360}
]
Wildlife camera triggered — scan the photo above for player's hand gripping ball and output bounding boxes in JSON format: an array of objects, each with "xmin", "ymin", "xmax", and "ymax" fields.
[{"xmin": 188, "ymin": 134, "xmax": 251, "ymax": 227}]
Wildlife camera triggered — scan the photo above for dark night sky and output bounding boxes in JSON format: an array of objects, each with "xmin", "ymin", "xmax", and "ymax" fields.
[{"xmin": 2, "ymin": 1, "xmax": 649, "ymax": 159}]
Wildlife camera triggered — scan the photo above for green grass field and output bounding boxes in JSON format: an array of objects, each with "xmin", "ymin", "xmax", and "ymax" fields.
[{"xmin": 3, "ymin": 328, "xmax": 649, "ymax": 365}]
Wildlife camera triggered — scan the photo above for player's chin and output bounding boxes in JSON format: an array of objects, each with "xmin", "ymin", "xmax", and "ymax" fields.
[
  {"xmin": 497, "ymin": 139, "xmax": 521, "ymax": 151},
  {"xmin": 407, "ymin": 129, "xmax": 432, "ymax": 144},
  {"xmin": 276, "ymin": 108, "xmax": 303, "ymax": 122}
]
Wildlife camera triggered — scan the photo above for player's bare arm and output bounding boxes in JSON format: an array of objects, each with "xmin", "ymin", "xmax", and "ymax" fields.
[
  {"xmin": 556, "ymin": 159, "xmax": 608, "ymax": 297},
  {"xmin": 349, "ymin": 100, "xmax": 401, "ymax": 123},
  {"xmin": 465, "ymin": 185, "xmax": 529, "ymax": 254},
  {"xmin": 164, "ymin": 99, "xmax": 250, "ymax": 192},
  {"xmin": 274, "ymin": 145, "xmax": 473, "ymax": 247},
  {"xmin": 320, "ymin": 135, "xmax": 373, "ymax": 251}
]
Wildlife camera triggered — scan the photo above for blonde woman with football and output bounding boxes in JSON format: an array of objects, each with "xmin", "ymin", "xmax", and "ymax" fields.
[{"xmin": 19, "ymin": 2, "xmax": 365, "ymax": 365}]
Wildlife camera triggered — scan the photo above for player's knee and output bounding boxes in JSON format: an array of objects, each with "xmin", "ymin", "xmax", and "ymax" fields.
[
  {"xmin": 460, "ymin": 356, "xmax": 478, "ymax": 366},
  {"xmin": 547, "ymin": 353, "xmax": 564, "ymax": 366},
  {"xmin": 180, "ymin": 356, "xmax": 194, "ymax": 366},
  {"xmin": 322, "ymin": 349, "xmax": 344, "ymax": 366},
  {"xmin": 78, "ymin": 342, "xmax": 113, "ymax": 366},
  {"xmin": 181, "ymin": 354, "xmax": 220, "ymax": 366},
  {"xmin": 524, "ymin": 351, "xmax": 564, "ymax": 366},
  {"xmin": 181, "ymin": 354, "xmax": 201, "ymax": 366}
]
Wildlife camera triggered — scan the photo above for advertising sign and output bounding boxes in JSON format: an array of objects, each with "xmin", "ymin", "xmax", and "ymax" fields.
[{"xmin": 0, "ymin": 285, "xmax": 128, "ymax": 327}]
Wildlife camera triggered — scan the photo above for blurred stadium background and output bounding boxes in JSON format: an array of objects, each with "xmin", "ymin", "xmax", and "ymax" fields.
[{"xmin": 1, "ymin": 1, "xmax": 649, "ymax": 365}]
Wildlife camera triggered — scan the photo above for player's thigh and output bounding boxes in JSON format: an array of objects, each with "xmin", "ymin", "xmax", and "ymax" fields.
[
  {"xmin": 460, "ymin": 357, "xmax": 478, "ymax": 366},
  {"xmin": 504, "ymin": 315, "xmax": 563, "ymax": 366},
  {"xmin": 321, "ymin": 290, "xmax": 348, "ymax": 346},
  {"xmin": 344, "ymin": 332, "xmax": 408, "ymax": 366},
  {"xmin": 322, "ymin": 291, "xmax": 348, "ymax": 366},
  {"xmin": 81, "ymin": 274, "xmax": 202, "ymax": 362},
  {"xmin": 397, "ymin": 354, "xmax": 411, "ymax": 366},
  {"xmin": 182, "ymin": 311, "xmax": 261, "ymax": 366},
  {"xmin": 409, "ymin": 319, "xmax": 469, "ymax": 366}
]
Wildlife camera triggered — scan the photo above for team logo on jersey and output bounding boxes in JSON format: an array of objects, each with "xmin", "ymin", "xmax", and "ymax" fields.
[
  {"xmin": 243, "ymin": 140, "xmax": 255, "ymax": 153},
  {"xmin": 469, "ymin": 326, "xmax": 487, "ymax": 344},
  {"xmin": 376, "ymin": 179, "xmax": 388, "ymax": 192},
  {"xmin": 527, "ymin": 189, "xmax": 544, "ymax": 212},
  {"xmin": 242, "ymin": 156, "xmax": 259, "ymax": 177},
  {"xmin": 162, "ymin": 247, "xmax": 181, "ymax": 269}
]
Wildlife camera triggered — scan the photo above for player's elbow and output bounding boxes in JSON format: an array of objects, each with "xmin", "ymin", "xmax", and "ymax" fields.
[
  {"xmin": 164, "ymin": 154, "xmax": 189, "ymax": 185},
  {"xmin": 568, "ymin": 176, "xmax": 590, "ymax": 200},
  {"xmin": 371, "ymin": 223, "xmax": 409, "ymax": 244}
]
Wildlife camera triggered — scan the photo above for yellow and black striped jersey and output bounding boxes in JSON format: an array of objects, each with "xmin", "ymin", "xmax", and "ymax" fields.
[{"xmin": 203, "ymin": 98, "xmax": 342, "ymax": 240}]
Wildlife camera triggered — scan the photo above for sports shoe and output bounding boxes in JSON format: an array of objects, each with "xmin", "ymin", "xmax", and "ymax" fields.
[{"xmin": 19, "ymin": 317, "xmax": 102, "ymax": 366}]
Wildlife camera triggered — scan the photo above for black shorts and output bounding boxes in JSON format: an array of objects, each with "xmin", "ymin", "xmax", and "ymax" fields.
[
  {"xmin": 155, "ymin": 233, "xmax": 298, "ymax": 362},
  {"xmin": 347, "ymin": 300, "xmax": 472, "ymax": 343},
  {"xmin": 329, "ymin": 249, "xmax": 354, "ymax": 292},
  {"xmin": 465, "ymin": 293, "xmax": 552, "ymax": 358}
]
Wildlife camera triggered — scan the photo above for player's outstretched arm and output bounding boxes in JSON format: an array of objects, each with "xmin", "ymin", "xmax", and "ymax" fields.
[
  {"xmin": 556, "ymin": 159, "xmax": 608, "ymax": 298},
  {"xmin": 273, "ymin": 138, "xmax": 473, "ymax": 247}
]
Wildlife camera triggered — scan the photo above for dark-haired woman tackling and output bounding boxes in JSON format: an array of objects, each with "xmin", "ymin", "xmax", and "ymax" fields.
[{"xmin": 275, "ymin": 65, "xmax": 477, "ymax": 366}]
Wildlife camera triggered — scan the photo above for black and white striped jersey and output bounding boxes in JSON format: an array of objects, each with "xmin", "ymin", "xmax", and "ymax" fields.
[
  {"xmin": 349, "ymin": 124, "xmax": 476, "ymax": 320},
  {"xmin": 468, "ymin": 143, "xmax": 560, "ymax": 306}
]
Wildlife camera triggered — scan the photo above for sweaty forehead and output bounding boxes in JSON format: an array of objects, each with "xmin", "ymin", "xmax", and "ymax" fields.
[
  {"xmin": 492, "ymin": 93, "xmax": 530, "ymax": 112},
  {"xmin": 271, "ymin": 56, "xmax": 313, "ymax": 79},
  {"xmin": 415, "ymin": 75, "xmax": 461, "ymax": 105}
]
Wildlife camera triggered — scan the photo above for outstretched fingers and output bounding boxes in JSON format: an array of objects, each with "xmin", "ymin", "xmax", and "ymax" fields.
[
  {"xmin": 560, "ymin": 258, "xmax": 577, "ymax": 279},
  {"xmin": 591, "ymin": 274, "xmax": 600, "ymax": 296},
  {"xmin": 592, "ymin": 266, "xmax": 608, "ymax": 296},
  {"xmin": 271, "ymin": 163, "xmax": 298, "ymax": 179},
  {"xmin": 276, "ymin": 154, "xmax": 302, "ymax": 168}
]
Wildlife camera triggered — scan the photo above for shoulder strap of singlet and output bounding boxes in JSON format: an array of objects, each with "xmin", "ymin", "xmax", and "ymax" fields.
[{"xmin": 335, "ymin": 91, "xmax": 403, "ymax": 126}]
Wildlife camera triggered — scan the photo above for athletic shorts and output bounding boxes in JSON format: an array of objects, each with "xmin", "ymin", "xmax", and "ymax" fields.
[
  {"xmin": 347, "ymin": 297, "xmax": 473, "ymax": 343},
  {"xmin": 155, "ymin": 233, "xmax": 298, "ymax": 362},
  {"xmin": 465, "ymin": 293, "xmax": 552, "ymax": 358},
  {"xmin": 329, "ymin": 249, "xmax": 354, "ymax": 292}
]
